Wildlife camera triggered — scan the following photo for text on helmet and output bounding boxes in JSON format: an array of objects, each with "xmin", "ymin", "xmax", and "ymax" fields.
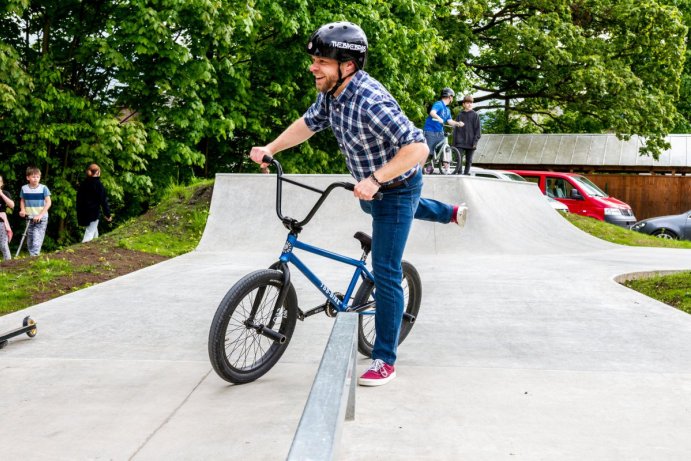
[{"xmin": 330, "ymin": 41, "xmax": 366, "ymax": 52}]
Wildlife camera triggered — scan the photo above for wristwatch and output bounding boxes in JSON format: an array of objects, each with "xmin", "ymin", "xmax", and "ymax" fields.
[{"xmin": 369, "ymin": 173, "xmax": 382, "ymax": 188}]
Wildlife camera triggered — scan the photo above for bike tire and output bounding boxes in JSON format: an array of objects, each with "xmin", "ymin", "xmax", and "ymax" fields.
[
  {"xmin": 448, "ymin": 146, "xmax": 462, "ymax": 174},
  {"xmin": 354, "ymin": 260, "xmax": 422, "ymax": 357},
  {"xmin": 208, "ymin": 269, "xmax": 298, "ymax": 384},
  {"xmin": 437, "ymin": 144, "xmax": 451, "ymax": 175}
]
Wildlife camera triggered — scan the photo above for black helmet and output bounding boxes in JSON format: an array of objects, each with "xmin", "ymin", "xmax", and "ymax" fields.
[
  {"xmin": 440, "ymin": 87, "xmax": 455, "ymax": 98},
  {"xmin": 306, "ymin": 22, "xmax": 368, "ymax": 70}
]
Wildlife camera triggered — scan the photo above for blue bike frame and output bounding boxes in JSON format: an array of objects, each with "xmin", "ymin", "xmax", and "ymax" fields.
[
  {"xmin": 261, "ymin": 154, "xmax": 381, "ymax": 320},
  {"xmin": 279, "ymin": 233, "xmax": 375, "ymax": 315}
]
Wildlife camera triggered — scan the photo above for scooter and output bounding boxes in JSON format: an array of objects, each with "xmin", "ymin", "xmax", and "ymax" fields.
[
  {"xmin": 0, "ymin": 316, "xmax": 38, "ymax": 349},
  {"xmin": 14, "ymin": 218, "xmax": 30, "ymax": 258}
]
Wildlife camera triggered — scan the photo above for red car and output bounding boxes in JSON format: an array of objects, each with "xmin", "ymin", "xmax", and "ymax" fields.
[{"xmin": 509, "ymin": 170, "xmax": 637, "ymax": 227}]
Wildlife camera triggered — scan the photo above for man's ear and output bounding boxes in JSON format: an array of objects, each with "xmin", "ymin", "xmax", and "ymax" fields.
[{"xmin": 342, "ymin": 60, "xmax": 357, "ymax": 74}]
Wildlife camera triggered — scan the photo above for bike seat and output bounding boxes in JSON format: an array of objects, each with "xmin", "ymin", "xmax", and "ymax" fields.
[{"xmin": 353, "ymin": 231, "xmax": 372, "ymax": 253}]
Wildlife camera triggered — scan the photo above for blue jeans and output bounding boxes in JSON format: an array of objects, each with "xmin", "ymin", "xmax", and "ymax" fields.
[
  {"xmin": 27, "ymin": 215, "xmax": 48, "ymax": 256},
  {"xmin": 424, "ymin": 131, "xmax": 445, "ymax": 156},
  {"xmin": 359, "ymin": 170, "xmax": 453, "ymax": 364}
]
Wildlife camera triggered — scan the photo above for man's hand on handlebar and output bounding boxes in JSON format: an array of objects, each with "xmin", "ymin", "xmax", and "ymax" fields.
[
  {"xmin": 354, "ymin": 177, "xmax": 380, "ymax": 201},
  {"xmin": 250, "ymin": 146, "xmax": 272, "ymax": 170}
]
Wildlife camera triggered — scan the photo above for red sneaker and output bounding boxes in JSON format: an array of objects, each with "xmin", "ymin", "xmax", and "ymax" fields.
[
  {"xmin": 452, "ymin": 203, "xmax": 468, "ymax": 228},
  {"xmin": 358, "ymin": 359, "xmax": 396, "ymax": 386}
]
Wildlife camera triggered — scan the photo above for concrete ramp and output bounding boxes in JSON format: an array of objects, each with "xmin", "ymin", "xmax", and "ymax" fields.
[
  {"xmin": 1, "ymin": 174, "xmax": 690, "ymax": 460},
  {"xmin": 199, "ymin": 174, "xmax": 612, "ymax": 256}
]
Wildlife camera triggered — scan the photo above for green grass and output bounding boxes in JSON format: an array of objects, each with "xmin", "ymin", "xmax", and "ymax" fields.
[
  {"xmin": 564, "ymin": 213, "xmax": 691, "ymax": 249},
  {"xmin": 623, "ymin": 272, "xmax": 691, "ymax": 315},
  {"xmin": 104, "ymin": 180, "xmax": 212, "ymax": 257},
  {"xmin": 0, "ymin": 258, "xmax": 74, "ymax": 315}
]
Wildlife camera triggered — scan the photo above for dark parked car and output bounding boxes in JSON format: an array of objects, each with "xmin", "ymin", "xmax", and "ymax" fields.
[{"xmin": 630, "ymin": 210, "xmax": 691, "ymax": 240}]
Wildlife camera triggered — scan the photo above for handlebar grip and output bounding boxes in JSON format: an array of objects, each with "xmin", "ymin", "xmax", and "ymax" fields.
[
  {"xmin": 343, "ymin": 183, "xmax": 383, "ymax": 200},
  {"xmin": 262, "ymin": 154, "xmax": 274, "ymax": 164}
]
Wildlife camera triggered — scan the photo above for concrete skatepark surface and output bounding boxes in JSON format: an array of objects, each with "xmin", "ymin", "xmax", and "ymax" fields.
[{"xmin": 1, "ymin": 173, "xmax": 690, "ymax": 460}]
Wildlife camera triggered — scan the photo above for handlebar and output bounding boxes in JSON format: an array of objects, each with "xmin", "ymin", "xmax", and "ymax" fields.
[
  {"xmin": 262, "ymin": 155, "xmax": 381, "ymax": 233},
  {"xmin": 443, "ymin": 123, "xmax": 462, "ymax": 133}
]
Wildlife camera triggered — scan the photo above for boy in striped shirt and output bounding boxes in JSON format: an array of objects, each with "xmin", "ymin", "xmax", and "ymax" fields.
[{"xmin": 19, "ymin": 166, "xmax": 52, "ymax": 256}]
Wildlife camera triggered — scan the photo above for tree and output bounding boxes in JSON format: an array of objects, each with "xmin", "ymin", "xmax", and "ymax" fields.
[
  {"xmin": 451, "ymin": 0, "xmax": 687, "ymax": 158},
  {"xmin": 1, "ymin": 0, "xmax": 463, "ymax": 247},
  {"xmin": 3, "ymin": 0, "xmax": 685, "ymax": 248},
  {"xmin": 203, "ymin": 0, "xmax": 473, "ymax": 175},
  {"xmin": 0, "ymin": 0, "xmax": 210, "ymax": 245},
  {"xmin": 671, "ymin": 0, "xmax": 691, "ymax": 132}
]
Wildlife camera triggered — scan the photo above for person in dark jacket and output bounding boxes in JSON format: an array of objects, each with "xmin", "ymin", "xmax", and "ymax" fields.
[
  {"xmin": 76, "ymin": 164, "xmax": 112, "ymax": 242},
  {"xmin": 452, "ymin": 95, "xmax": 482, "ymax": 175}
]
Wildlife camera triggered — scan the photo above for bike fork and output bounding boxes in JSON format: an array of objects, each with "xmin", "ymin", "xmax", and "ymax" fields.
[{"xmin": 244, "ymin": 262, "xmax": 292, "ymax": 343}]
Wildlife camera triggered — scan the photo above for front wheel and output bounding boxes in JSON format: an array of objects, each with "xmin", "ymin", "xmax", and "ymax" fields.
[
  {"xmin": 422, "ymin": 154, "xmax": 436, "ymax": 175},
  {"xmin": 354, "ymin": 261, "xmax": 422, "ymax": 358},
  {"xmin": 208, "ymin": 269, "xmax": 298, "ymax": 384},
  {"xmin": 653, "ymin": 229, "xmax": 678, "ymax": 240}
]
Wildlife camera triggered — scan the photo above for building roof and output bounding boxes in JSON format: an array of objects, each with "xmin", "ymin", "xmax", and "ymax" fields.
[{"xmin": 474, "ymin": 134, "xmax": 691, "ymax": 174}]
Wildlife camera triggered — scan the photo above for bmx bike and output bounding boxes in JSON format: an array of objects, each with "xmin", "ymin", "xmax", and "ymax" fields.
[
  {"xmin": 208, "ymin": 156, "xmax": 422, "ymax": 384},
  {"xmin": 423, "ymin": 129, "xmax": 461, "ymax": 175}
]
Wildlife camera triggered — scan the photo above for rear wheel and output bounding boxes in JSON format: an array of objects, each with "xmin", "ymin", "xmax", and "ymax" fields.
[
  {"xmin": 437, "ymin": 144, "xmax": 461, "ymax": 175},
  {"xmin": 354, "ymin": 261, "xmax": 422, "ymax": 357},
  {"xmin": 208, "ymin": 269, "xmax": 298, "ymax": 384}
]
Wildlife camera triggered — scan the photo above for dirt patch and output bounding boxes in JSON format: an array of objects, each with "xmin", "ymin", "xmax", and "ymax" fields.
[
  {"xmin": 1, "ymin": 242, "xmax": 168, "ymax": 305},
  {"xmin": 188, "ymin": 183, "xmax": 214, "ymax": 205}
]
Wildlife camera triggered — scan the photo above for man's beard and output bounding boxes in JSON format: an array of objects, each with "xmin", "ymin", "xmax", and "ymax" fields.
[{"xmin": 316, "ymin": 74, "xmax": 338, "ymax": 94}]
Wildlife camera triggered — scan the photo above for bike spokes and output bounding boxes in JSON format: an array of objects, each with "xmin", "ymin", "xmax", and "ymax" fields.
[{"xmin": 209, "ymin": 270, "xmax": 298, "ymax": 384}]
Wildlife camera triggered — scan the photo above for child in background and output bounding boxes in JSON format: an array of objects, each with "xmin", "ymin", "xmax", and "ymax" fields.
[
  {"xmin": 0, "ymin": 174, "xmax": 15, "ymax": 260},
  {"xmin": 19, "ymin": 166, "xmax": 51, "ymax": 256},
  {"xmin": 76, "ymin": 163, "xmax": 112, "ymax": 242}
]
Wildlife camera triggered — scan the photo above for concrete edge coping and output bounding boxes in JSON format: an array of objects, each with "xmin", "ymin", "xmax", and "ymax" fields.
[{"xmin": 613, "ymin": 269, "xmax": 689, "ymax": 284}]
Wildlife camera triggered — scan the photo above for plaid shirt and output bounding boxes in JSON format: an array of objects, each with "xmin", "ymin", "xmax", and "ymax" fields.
[{"xmin": 303, "ymin": 71, "xmax": 425, "ymax": 183}]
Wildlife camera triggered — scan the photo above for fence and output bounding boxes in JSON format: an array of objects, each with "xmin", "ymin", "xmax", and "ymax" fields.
[{"xmin": 585, "ymin": 174, "xmax": 691, "ymax": 220}]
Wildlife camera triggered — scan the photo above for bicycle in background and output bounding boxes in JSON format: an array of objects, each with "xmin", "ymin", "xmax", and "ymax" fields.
[{"xmin": 423, "ymin": 129, "xmax": 461, "ymax": 175}]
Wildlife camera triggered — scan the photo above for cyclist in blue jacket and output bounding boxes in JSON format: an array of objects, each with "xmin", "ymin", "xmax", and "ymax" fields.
[
  {"xmin": 250, "ymin": 21, "xmax": 467, "ymax": 387},
  {"xmin": 423, "ymin": 88, "xmax": 464, "ymax": 174}
]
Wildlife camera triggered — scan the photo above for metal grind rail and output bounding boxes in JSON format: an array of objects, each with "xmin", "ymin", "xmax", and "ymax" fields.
[{"xmin": 286, "ymin": 312, "xmax": 358, "ymax": 461}]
